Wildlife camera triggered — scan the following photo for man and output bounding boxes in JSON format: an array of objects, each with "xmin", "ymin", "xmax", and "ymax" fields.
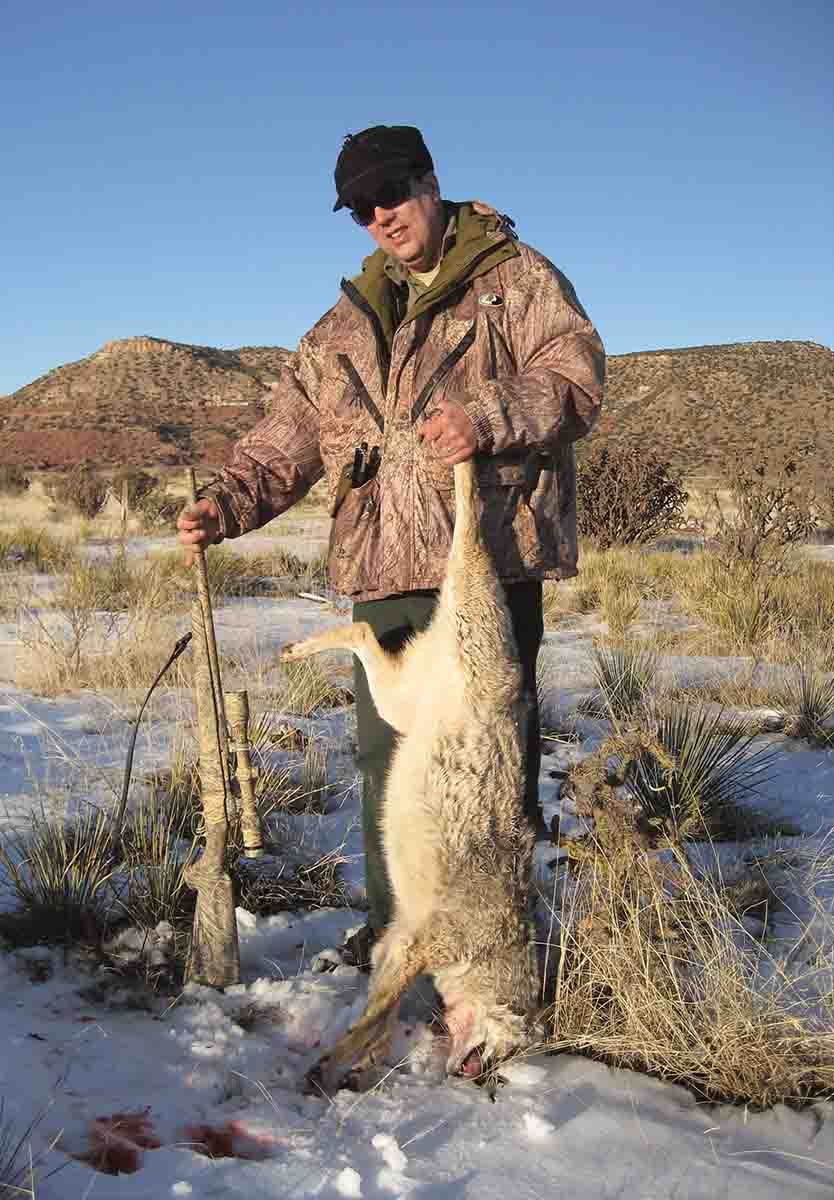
[{"xmin": 178, "ymin": 125, "xmax": 605, "ymax": 966}]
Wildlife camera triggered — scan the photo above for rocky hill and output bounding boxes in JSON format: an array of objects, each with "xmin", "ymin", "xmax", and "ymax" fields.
[
  {"xmin": 1, "ymin": 336, "xmax": 831, "ymax": 479},
  {"xmin": 0, "ymin": 336, "xmax": 294, "ymax": 469},
  {"xmin": 594, "ymin": 339, "xmax": 833, "ymax": 482}
]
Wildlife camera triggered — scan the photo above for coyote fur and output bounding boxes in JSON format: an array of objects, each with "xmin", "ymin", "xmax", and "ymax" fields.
[{"xmin": 280, "ymin": 458, "xmax": 539, "ymax": 1091}]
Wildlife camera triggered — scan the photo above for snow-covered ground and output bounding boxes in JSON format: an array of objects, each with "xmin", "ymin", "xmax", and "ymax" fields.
[{"xmin": 2, "ymin": 541, "xmax": 834, "ymax": 1198}]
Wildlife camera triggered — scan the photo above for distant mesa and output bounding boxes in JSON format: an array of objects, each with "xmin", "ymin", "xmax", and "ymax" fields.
[
  {"xmin": 0, "ymin": 336, "xmax": 295, "ymax": 470},
  {"xmin": 0, "ymin": 336, "xmax": 831, "ymax": 478}
]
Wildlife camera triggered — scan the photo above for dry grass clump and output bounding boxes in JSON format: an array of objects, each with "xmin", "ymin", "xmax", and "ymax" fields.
[
  {"xmin": 0, "ymin": 1098, "xmax": 54, "ymax": 1199},
  {"xmin": 0, "ymin": 525, "xmax": 76, "ymax": 572},
  {"xmin": 281, "ymin": 658, "xmax": 353, "ymax": 716},
  {"xmin": 546, "ymin": 837, "xmax": 834, "ymax": 1107},
  {"xmin": 152, "ymin": 545, "xmax": 329, "ymax": 599},
  {"xmin": 234, "ymin": 846, "xmax": 350, "ymax": 916}
]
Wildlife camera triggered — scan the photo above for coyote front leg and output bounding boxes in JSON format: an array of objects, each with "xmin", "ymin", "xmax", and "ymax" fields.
[
  {"xmin": 307, "ymin": 928, "xmax": 427, "ymax": 1095},
  {"xmin": 280, "ymin": 623, "xmax": 411, "ymax": 733}
]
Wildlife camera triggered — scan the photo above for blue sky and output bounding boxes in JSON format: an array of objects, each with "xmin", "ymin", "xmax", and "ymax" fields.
[{"xmin": 2, "ymin": 0, "xmax": 832, "ymax": 396}]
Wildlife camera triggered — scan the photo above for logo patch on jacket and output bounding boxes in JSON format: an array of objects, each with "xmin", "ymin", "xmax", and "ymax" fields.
[{"xmin": 479, "ymin": 292, "xmax": 504, "ymax": 307}]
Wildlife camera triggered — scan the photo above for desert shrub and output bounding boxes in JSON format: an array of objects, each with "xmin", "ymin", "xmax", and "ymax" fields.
[
  {"xmin": 45, "ymin": 463, "xmax": 108, "ymax": 518},
  {"xmin": 136, "ymin": 487, "xmax": 181, "ymax": 529},
  {"xmin": 111, "ymin": 468, "xmax": 158, "ymax": 506},
  {"xmin": 0, "ymin": 465, "xmax": 30, "ymax": 496},
  {"xmin": 577, "ymin": 445, "xmax": 688, "ymax": 549},
  {"xmin": 707, "ymin": 451, "xmax": 817, "ymax": 580},
  {"xmin": 818, "ymin": 483, "xmax": 834, "ymax": 537},
  {"xmin": 15, "ymin": 561, "xmax": 181, "ymax": 696}
]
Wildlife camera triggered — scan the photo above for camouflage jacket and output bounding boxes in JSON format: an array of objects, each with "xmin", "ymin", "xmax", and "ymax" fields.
[{"xmin": 203, "ymin": 202, "xmax": 606, "ymax": 601}]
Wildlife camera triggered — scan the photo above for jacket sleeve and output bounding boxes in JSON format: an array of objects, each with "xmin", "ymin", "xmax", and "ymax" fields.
[
  {"xmin": 200, "ymin": 336, "xmax": 325, "ymax": 540},
  {"xmin": 459, "ymin": 255, "xmax": 605, "ymax": 456}
]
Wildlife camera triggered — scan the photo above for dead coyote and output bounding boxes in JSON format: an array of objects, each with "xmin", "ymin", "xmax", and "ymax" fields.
[{"xmin": 280, "ymin": 458, "xmax": 539, "ymax": 1091}]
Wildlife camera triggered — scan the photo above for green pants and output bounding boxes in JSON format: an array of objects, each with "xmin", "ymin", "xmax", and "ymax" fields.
[{"xmin": 352, "ymin": 581, "xmax": 544, "ymax": 933}]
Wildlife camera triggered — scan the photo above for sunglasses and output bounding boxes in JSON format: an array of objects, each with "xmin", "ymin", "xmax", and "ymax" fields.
[{"xmin": 349, "ymin": 176, "xmax": 414, "ymax": 226}]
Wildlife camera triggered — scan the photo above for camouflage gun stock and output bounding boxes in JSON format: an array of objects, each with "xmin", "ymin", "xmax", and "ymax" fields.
[{"xmin": 183, "ymin": 467, "xmax": 241, "ymax": 988}]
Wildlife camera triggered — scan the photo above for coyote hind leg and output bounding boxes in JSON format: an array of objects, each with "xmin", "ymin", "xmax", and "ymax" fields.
[{"xmin": 280, "ymin": 622, "xmax": 411, "ymax": 733}]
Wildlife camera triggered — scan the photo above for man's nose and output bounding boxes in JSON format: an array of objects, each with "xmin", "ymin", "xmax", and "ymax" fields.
[{"xmin": 375, "ymin": 206, "xmax": 396, "ymax": 226}]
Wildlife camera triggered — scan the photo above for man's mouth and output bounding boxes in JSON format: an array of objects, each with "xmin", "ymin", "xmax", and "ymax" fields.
[{"xmin": 389, "ymin": 228, "xmax": 407, "ymax": 244}]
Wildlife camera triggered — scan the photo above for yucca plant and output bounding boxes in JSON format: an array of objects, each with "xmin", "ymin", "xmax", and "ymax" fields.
[
  {"xmin": 247, "ymin": 711, "xmax": 306, "ymax": 814},
  {"xmin": 584, "ymin": 643, "xmax": 658, "ymax": 723},
  {"xmin": 780, "ymin": 659, "xmax": 834, "ymax": 747},
  {"xmin": 624, "ymin": 705, "xmax": 780, "ymax": 840},
  {"xmin": 0, "ymin": 808, "xmax": 114, "ymax": 943}
]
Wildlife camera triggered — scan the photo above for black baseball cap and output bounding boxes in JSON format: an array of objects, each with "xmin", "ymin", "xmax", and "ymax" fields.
[{"xmin": 333, "ymin": 125, "xmax": 434, "ymax": 212}]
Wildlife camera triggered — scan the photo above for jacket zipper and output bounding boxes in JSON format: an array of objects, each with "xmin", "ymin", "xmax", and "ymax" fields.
[{"xmin": 340, "ymin": 279, "xmax": 391, "ymax": 393}]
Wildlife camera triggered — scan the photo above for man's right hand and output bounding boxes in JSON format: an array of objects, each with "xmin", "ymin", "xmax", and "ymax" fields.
[{"xmin": 176, "ymin": 498, "xmax": 221, "ymax": 560}]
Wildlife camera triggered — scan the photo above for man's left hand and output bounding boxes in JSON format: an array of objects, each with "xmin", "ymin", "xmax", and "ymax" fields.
[{"xmin": 419, "ymin": 398, "xmax": 478, "ymax": 465}]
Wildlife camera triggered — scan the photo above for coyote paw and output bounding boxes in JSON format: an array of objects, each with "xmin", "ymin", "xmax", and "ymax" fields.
[{"xmin": 304, "ymin": 1055, "xmax": 381, "ymax": 1097}]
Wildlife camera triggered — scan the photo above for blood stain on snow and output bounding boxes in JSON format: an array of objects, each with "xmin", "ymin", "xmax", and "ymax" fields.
[
  {"xmin": 71, "ymin": 1108, "xmax": 161, "ymax": 1176},
  {"xmin": 181, "ymin": 1120, "xmax": 276, "ymax": 1161}
]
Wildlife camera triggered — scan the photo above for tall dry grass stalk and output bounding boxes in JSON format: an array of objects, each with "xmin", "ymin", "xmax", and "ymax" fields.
[{"xmin": 545, "ymin": 837, "xmax": 834, "ymax": 1107}]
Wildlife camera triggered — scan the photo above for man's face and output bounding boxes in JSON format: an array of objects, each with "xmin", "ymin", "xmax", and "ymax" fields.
[{"xmin": 362, "ymin": 174, "xmax": 445, "ymax": 272}]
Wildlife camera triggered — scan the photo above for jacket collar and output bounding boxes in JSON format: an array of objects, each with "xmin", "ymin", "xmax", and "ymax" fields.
[{"xmin": 343, "ymin": 202, "xmax": 519, "ymax": 347}]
